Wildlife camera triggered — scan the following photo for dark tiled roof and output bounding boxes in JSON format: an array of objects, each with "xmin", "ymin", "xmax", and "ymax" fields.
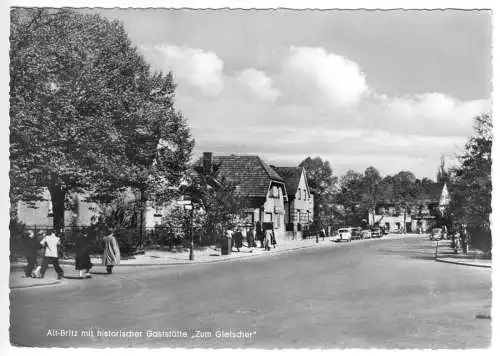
[
  {"xmin": 194, "ymin": 155, "xmax": 284, "ymax": 197},
  {"xmin": 272, "ymin": 166, "xmax": 303, "ymax": 198}
]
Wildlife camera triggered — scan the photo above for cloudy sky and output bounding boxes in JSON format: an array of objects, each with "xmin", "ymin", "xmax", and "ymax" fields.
[{"xmin": 95, "ymin": 9, "xmax": 492, "ymax": 180}]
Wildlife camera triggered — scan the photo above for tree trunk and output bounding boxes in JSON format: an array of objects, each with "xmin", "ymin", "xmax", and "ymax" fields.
[
  {"xmin": 403, "ymin": 207, "xmax": 407, "ymax": 234},
  {"xmin": 136, "ymin": 187, "xmax": 148, "ymax": 249},
  {"xmin": 49, "ymin": 185, "xmax": 66, "ymax": 233}
]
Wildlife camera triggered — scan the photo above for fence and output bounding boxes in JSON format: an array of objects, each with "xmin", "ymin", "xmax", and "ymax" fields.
[{"xmin": 9, "ymin": 222, "xmax": 222, "ymax": 260}]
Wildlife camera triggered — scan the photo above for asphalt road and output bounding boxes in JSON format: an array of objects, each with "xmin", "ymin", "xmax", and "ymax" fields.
[{"xmin": 10, "ymin": 236, "xmax": 491, "ymax": 348}]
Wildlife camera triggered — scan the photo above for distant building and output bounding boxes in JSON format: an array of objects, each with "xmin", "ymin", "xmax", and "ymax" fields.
[
  {"xmin": 272, "ymin": 166, "xmax": 314, "ymax": 239},
  {"xmin": 14, "ymin": 188, "xmax": 164, "ymax": 230},
  {"xmin": 368, "ymin": 183, "xmax": 450, "ymax": 233},
  {"xmin": 15, "ymin": 189, "xmax": 100, "ymax": 229}
]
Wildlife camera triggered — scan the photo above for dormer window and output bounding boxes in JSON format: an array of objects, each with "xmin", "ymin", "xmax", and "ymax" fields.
[{"xmin": 298, "ymin": 189, "xmax": 301, "ymax": 200}]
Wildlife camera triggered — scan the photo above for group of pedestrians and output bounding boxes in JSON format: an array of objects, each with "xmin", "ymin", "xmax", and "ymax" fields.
[
  {"xmin": 451, "ymin": 224, "xmax": 471, "ymax": 255},
  {"xmin": 22, "ymin": 227, "xmax": 121, "ymax": 280},
  {"xmin": 228, "ymin": 221, "xmax": 277, "ymax": 252}
]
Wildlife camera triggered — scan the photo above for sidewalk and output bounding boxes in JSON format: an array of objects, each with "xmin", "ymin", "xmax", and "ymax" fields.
[
  {"xmin": 10, "ymin": 234, "xmax": 409, "ymax": 289},
  {"xmin": 10, "ymin": 236, "xmax": 337, "ymax": 289},
  {"xmin": 435, "ymin": 242, "xmax": 492, "ymax": 268}
]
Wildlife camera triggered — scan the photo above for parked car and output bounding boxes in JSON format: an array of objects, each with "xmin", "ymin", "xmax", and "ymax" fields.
[
  {"xmin": 429, "ymin": 228, "xmax": 443, "ymax": 241},
  {"xmin": 361, "ymin": 229, "xmax": 372, "ymax": 239},
  {"xmin": 337, "ymin": 228, "xmax": 352, "ymax": 242},
  {"xmin": 371, "ymin": 227, "xmax": 382, "ymax": 238},
  {"xmin": 351, "ymin": 227, "xmax": 362, "ymax": 240}
]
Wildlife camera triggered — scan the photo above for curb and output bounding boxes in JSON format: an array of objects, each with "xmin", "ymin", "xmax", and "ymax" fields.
[
  {"xmin": 435, "ymin": 257, "xmax": 491, "ymax": 269},
  {"xmin": 10, "ymin": 280, "xmax": 62, "ymax": 290},
  {"xmin": 11, "ymin": 240, "xmax": 337, "ymax": 269},
  {"xmin": 10, "ymin": 235, "xmax": 406, "ymax": 269}
]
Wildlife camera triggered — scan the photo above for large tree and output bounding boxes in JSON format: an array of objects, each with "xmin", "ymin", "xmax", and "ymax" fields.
[
  {"xmin": 336, "ymin": 170, "xmax": 364, "ymax": 226},
  {"xmin": 10, "ymin": 9, "xmax": 194, "ymax": 231},
  {"xmin": 449, "ymin": 113, "xmax": 492, "ymax": 229},
  {"xmin": 361, "ymin": 167, "xmax": 382, "ymax": 225},
  {"xmin": 436, "ymin": 155, "xmax": 450, "ymax": 185},
  {"xmin": 185, "ymin": 164, "xmax": 247, "ymax": 245},
  {"xmin": 392, "ymin": 171, "xmax": 420, "ymax": 232},
  {"xmin": 298, "ymin": 156, "xmax": 337, "ymax": 223}
]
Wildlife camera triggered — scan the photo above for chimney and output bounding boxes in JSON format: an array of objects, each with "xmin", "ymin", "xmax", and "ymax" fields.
[{"xmin": 203, "ymin": 152, "xmax": 212, "ymax": 175}]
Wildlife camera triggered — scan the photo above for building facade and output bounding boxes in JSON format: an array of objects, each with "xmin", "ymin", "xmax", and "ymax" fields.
[
  {"xmin": 273, "ymin": 166, "xmax": 314, "ymax": 239},
  {"xmin": 196, "ymin": 153, "xmax": 288, "ymax": 240},
  {"xmin": 368, "ymin": 183, "xmax": 449, "ymax": 233}
]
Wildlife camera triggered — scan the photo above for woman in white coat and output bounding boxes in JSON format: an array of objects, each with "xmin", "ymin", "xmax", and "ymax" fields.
[{"xmin": 102, "ymin": 228, "xmax": 121, "ymax": 274}]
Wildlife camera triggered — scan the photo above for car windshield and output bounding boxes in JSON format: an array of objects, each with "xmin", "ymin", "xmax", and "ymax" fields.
[{"xmin": 338, "ymin": 229, "xmax": 350, "ymax": 233}]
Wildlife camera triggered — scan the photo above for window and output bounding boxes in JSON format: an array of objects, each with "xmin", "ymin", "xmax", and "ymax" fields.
[
  {"xmin": 243, "ymin": 212, "xmax": 254, "ymax": 226},
  {"xmin": 270, "ymin": 186, "xmax": 279, "ymax": 198},
  {"xmin": 154, "ymin": 204, "xmax": 163, "ymax": 217},
  {"xmin": 303, "ymin": 189, "xmax": 307, "ymax": 200},
  {"xmin": 297, "ymin": 189, "xmax": 301, "ymax": 200}
]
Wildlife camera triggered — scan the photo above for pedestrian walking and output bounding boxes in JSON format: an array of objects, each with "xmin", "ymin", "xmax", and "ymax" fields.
[
  {"xmin": 31, "ymin": 232, "xmax": 45, "ymax": 278},
  {"xmin": 102, "ymin": 228, "xmax": 121, "ymax": 274},
  {"xmin": 23, "ymin": 230, "xmax": 41, "ymax": 278},
  {"xmin": 39, "ymin": 229, "xmax": 64, "ymax": 280},
  {"xmin": 441, "ymin": 225, "xmax": 448, "ymax": 240},
  {"xmin": 271, "ymin": 228, "xmax": 277, "ymax": 248},
  {"xmin": 264, "ymin": 227, "xmax": 273, "ymax": 251},
  {"xmin": 75, "ymin": 231, "xmax": 93, "ymax": 279},
  {"xmin": 232, "ymin": 227, "xmax": 243, "ymax": 252},
  {"xmin": 452, "ymin": 231, "xmax": 460, "ymax": 254},
  {"xmin": 460, "ymin": 224, "xmax": 470, "ymax": 255},
  {"xmin": 247, "ymin": 227, "xmax": 257, "ymax": 248},
  {"xmin": 256, "ymin": 221, "xmax": 264, "ymax": 248}
]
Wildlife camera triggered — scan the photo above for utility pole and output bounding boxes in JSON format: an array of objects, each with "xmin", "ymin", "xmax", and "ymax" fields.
[{"xmin": 189, "ymin": 206, "xmax": 194, "ymax": 261}]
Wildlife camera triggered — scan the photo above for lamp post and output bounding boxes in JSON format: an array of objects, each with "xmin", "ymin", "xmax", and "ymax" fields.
[
  {"xmin": 178, "ymin": 195, "xmax": 195, "ymax": 261},
  {"xmin": 188, "ymin": 205, "xmax": 194, "ymax": 261}
]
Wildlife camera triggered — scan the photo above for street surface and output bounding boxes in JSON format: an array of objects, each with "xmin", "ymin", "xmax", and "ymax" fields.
[{"xmin": 10, "ymin": 236, "xmax": 491, "ymax": 348}]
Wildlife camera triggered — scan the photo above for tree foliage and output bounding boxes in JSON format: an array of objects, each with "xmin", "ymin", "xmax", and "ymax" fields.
[
  {"xmin": 449, "ymin": 113, "xmax": 492, "ymax": 228},
  {"xmin": 184, "ymin": 165, "xmax": 248, "ymax": 244},
  {"xmin": 298, "ymin": 156, "xmax": 338, "ymax": 222},
  {"xmin": 436, "ymin": 155, "xmax": 450, "ymax": 184},
  {"xmin": 10, "ymin": 9, "xmax": 194, "ymax": 230}
]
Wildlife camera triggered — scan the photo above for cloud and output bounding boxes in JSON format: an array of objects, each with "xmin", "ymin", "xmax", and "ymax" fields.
[
  {"xmin": 381, "ymin": 93, "xmax": 490, "ymax": 136},
  {"xmin": 140, "ymin": 44, "xmax": 224, "ymax": 96},
  {"xmin": 237, "ymin": 68, "xmax": 281, "ymax": 103},
  {"xmin": 284, "ymin": 46, "xmax": 368, "ymax": 107},
  {"xmin": 144, "ymin": 44, "xmax": 490, "ymax": 179}
]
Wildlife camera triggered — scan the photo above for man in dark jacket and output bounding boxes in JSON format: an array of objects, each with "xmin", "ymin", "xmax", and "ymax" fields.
[
  {"xmin": 232, "ymin": 227, "xmax": 243, "ymax": 252},
  {"xmin": 256, "ymin": 221, "xmax": 264, "ymax": 248},
  {"xmin": 24, "ymin": 230, "xmax": 41, "ymax": 277}
]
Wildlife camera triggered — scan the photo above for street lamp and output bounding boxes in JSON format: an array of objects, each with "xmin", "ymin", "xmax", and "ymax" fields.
[
  {"xmin": 177, "ymin": 195, "xmax": 195, "ymax": 261},
  {"xmin": 185, "ymin": 204, "xmax": 195, "ymax": 261}
]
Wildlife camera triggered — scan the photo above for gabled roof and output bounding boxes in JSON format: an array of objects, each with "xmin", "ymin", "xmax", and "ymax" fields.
[
  {"xmin": 272, "ymin": 166, "xmax": 303, "ymax": 198},
  {"xmin": 194, "ymin": 155, "xmax": 284, "ymax": 197}
]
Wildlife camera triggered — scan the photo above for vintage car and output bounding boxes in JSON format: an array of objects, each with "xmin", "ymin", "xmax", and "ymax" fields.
[
  {"xmin": 361, "ymin": 229, "xmax": 372, "ymax": 239},
  {"xmin": 337, "ymin": 228, "xmax": 352, "ymax": 242},
  {"xmin": 371, "ymin": 227, "xmax": 382, "ymax": 238},
  {"xmin": 351, "ymin": 227, "xmax": 362, "ymax": 240},
  {"xmin": 429, "ymin": 228, "xmax": 443, "ymax": 241}
]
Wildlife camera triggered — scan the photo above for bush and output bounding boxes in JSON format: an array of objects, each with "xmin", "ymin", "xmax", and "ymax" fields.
[{"xmin": 114, "ymin": 228, "xmax": 138, "ymax": 255}]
